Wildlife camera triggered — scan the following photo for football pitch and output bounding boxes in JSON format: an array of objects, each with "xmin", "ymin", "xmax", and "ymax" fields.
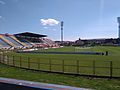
[{"xmin": 2, "ymin": 46, "xmax": 120, "ymax": 78}]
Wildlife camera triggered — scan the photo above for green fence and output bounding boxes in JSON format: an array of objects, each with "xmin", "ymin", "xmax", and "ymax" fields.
[{"xmin": 0, "ymin": 54, "xmax": 120, "ymax": 78}]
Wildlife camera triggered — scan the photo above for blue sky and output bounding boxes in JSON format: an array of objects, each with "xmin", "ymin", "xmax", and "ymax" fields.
[{"xmin": 0, "ymin": 0, "xmax": 120, "ymax": 41}]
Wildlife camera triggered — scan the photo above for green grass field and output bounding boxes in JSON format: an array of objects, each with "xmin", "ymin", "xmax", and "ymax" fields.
[
  {"xmin": 1, "ymin": 46, "xmax": 120, "ymax": 77},
  {"xmin": 0, "ymin": 46, "xmax": 120, "ymax": 89}
]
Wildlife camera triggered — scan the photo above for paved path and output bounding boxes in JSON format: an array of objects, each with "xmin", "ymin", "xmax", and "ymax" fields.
[{"xmin": 0, "ymin": 77, "xmax": 91, "ymax": 90}]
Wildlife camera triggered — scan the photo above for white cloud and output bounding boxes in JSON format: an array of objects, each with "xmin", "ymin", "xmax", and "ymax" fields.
[
  {"xmin": 40, "ymin": 18, "xmax": 59, "ymax": 26},
  {"xmin": 43, "ymin": 27, "xmax": 48, "ymax": 29},
  {"xmin": 0, "ymin": 0, "xmax": 5, "ymax": 5}
]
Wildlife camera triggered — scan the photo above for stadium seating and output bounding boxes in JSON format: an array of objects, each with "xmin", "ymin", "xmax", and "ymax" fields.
[
  {"xmin": 3, "ymin": 36, "xmax": 22, "ymax": 47},
  {"xmin": 42, "ymin": 38, "xmax": 59, "ymax": 47},
  {"xmin": 0, "ymin": 39, "xmax": 10, "ymax": 48},
  {"xmin": 0, "ymin": 35, "xmax": 16, "ymax": 47},
  {"xmin": 14, "ymin": 36, "xmax": 33, "ymax": 48},
  {"xmin": 9, "ymin": 36, "xmax": 26, "ymax": 47}
]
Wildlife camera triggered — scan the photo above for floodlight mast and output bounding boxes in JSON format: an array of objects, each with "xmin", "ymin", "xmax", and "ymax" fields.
[
  {"xmin": 61, "ymin": 21, "xmax": 64, "ymax": 45},
  {"xmin": 117, "ymin": 17, "xmax": 120, "ymax": 45},
  {"xmin": 117, "ymin": 17, "xmax": 120, "ymax": 39}
]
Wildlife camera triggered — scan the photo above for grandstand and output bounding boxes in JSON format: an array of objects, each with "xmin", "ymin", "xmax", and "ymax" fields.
[{"xmin": 0, "ymin": 32, "xmax": 59, "ymax": 50}]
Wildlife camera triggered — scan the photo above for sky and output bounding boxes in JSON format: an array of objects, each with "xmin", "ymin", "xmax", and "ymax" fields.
[{"xmin": 0, "ymin": 0, "xmax": 120, "ymax": 41}]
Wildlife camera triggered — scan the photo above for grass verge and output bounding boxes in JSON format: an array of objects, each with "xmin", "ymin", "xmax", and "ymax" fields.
[{"xmin": 0, "ymin": 63, "xmax": 120, "ymax": 90}]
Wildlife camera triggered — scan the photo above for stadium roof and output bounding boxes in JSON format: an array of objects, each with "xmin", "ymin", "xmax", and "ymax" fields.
[{"xmin": 14, "ymin": 32, "xmax": 47, "ymax": 37}]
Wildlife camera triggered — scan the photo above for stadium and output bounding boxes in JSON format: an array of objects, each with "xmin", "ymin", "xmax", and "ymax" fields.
[
  {"xmin": 0, "ymin": 32, "xmax": 59, "ymax": 50},
  {"xmin": 0, "ymin": 24, "xmax": 120, "ymax": 90},
  {"xmin": 0, "ymin": 31, "xmax": 120, "ymax": 77},
  {"xmin": 0, "ymin": 31, "xmax": 120, "ymax": 89}
]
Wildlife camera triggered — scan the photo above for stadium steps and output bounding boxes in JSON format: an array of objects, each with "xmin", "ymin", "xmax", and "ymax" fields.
[
  {"xmin": 0, "ymin": 35, "xmax": 16, "ymax": 47},
  {"xmin": 9, "ymin": 36, "xmax": 27, "ymax": 47}
]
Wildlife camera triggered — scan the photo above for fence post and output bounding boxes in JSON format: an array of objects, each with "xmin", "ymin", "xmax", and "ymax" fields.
[
  {"xmin": 110, "ymin": 61, "xmax": 113, "ymax": 78},
  {"xmin": 7, "ymin": 55, "xmax": 9, "ymax": 65},
  {"xmin": 0, "ymin": 54, "xmax": 1, "ymax": 62},
  {"xmin": 93, "ymin": 60, "xmax": 95, "ymax": 75},
  {"xmin": 1, "ymin": 54, "xmax": 3, "ymax": 63},
  {"xmin": 3, "ymin": 54, "xmax": 4, "ymax": 63},
  {"xmin": 0, "ymin": 54, "xmax": 2, "ymax": 62},
  {"xmin": 49, "ymin": 59, "xmax": 52, "ymax": 71},
  {"xmin": 20, "ymin": 56, "xmax": 22, "ymax": 68},
  {"xmin": 62, "ymin": 60, "xmax": 64, "ymax": 73},
  {"xmin": 28, "ymin": 57, "xmax": 30, "ymax": 69},
  {"xmin": 1, "ymin": 54, "xmax": 2, "ymax": 62},
  {"xmin": 77, "ymin": 60, "xmax": 79, "ymax": 74},
  {"xmin": 13, "ymin": 56, "xmax": 15, "ymax": 66},
  {"xmin": 5, "ymin": 55, "xmax": 8, "ymax": 64}
]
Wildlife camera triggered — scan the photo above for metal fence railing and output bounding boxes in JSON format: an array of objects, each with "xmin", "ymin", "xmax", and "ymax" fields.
[{"xmin": 0, "ymin": 54, "xmax": 120, "ymax": 78}]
